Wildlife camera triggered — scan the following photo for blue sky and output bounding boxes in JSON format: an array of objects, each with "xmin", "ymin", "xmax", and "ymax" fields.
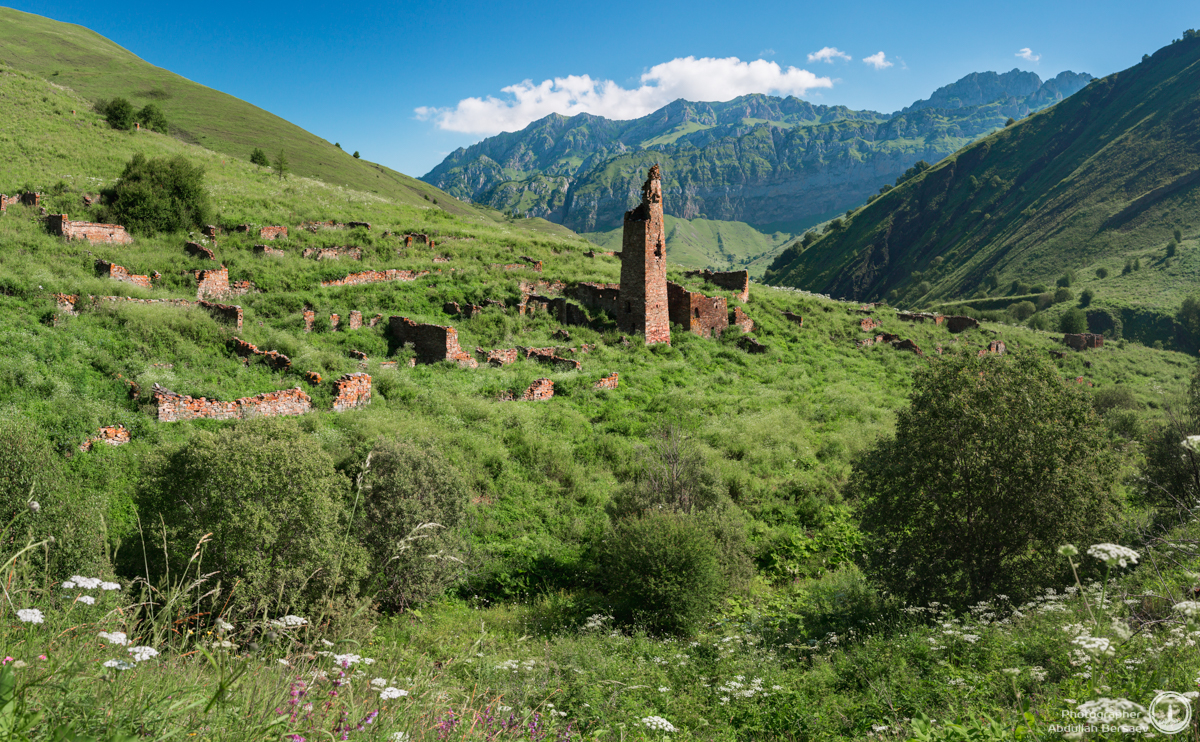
[{"xmin": 4, "ymin": 1, "xmax": 1195, "ymax": 177}]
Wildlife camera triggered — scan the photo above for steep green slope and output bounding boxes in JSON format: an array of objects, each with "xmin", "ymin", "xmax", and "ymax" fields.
[
  {"xmin": 765, "ymin": 34, "xmax": 1200, "ymax": 343},
  {"xmin": 0, "ymin": 6, "xmax": 572, "ymax": 232},
  {"xmin": 584, "ymin": 215, "xmax": 798, "ymax": 277}
]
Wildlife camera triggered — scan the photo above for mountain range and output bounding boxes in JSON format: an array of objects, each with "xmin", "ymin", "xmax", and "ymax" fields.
[{"xmin": 421, "ymin": 69, "xmax": 1093, "ymax": 236}]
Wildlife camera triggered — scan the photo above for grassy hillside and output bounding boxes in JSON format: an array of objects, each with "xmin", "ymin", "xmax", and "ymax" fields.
[
  {"xmin": 765, "ymin": 34, "xmax": 1200, "ymax": 348},
  {"xmin": 0, "ymin": 6, "xmax": 580, "ymax": 234},
  {"xmin": 583, "ymin": 215, "xmax": 799, "ymax": 277}
]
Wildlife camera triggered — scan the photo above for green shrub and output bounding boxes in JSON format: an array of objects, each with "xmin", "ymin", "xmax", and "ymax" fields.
[
  {"xmin": 1079, "ymin": 289, "xmax": 1094, "ymax": 307},
  {"xmin": 1009, "ymin": 301, "xmax": 1036, "ymax": 321},
  {"xmin": 1054, "ymin": 287, "xmax": 1073, "ymax": 304},
  {"xmin": 141, "ymin": 417, "xmax": 364, "ymax": 617},
  {"xmin": 137, "ymin": 104, "xmax": 168, "ymax": 134},
  {"xmin": 1059, "ymin": 307, "xmax": 1088, "ymax": 333},
  {"xmin": 601, "ymin": 510, "xmax": 724, "ymax": 634},
  {"xmin": 607, "ymin": 424, "xmax": 724, "ymax": 518},
  {"xmin": 853, "ymin": 351, "xmax": 1121, "ymax": 606},
  {"xmin": 250, "ymin": 147, "xmax": 269, "ymax": 167},
  {"xmin": 1096, "ymin": 267, "xmax": 1109, "ymax": 279},
  {"xmin": 98, "ymin": 97, "xmax": 134, "ymax": 130},
  {"xmin": 1140, "ymin": 362, "xmax": 1200, "ymax": 510},
  {"xmin": 357, "ymin": 439, "xmax": 470, "ymax": 611},
  {"xmin": 100, "ymin": 153, "xmax": 211, "ymax": 235},
  {"xmin": 1036, "ymin": 292, "xmax": 1054, "ymax": 311}
]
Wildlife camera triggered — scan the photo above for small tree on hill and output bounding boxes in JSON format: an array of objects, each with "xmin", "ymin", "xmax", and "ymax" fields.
[
  {"xmin": 352, "ymin": 151, "xmax": 360, "ymax": 159},
  {"xmin": 137, "ymin": 104, "xmax": 169, "ymax": 134},
  {"xmin": 1168, "ymin": 240, "xmax": 1178, "ymax": 258},
  {"xmin": 1054, "ymin": 287, "xmax": 1074, "ymax": 304},
  {"xmin": 250, "ymin": 147, "xmax": 269, "ymax": 167},
  {"xmin": 273, "ymin": 149, "xmax": 289, "ymax": 181},
  {"xmin": 100, "ymin": 97, "xmax": 135, "ymax": 130},
  {"xmin": 101, "ymin": 153, "xmax": 211, "ymax": 235},
  {"xmin": 854, "ymin": 351, "xmax": 1120, "ymax": 606},
  {"xmin": 1096, "ymin": 267, "xmax": 1109, "ymax": 279},
  {"xmin": 1079, "ymin": 289, "xmax": 1095, "ymax": 307},
  {"xmin": 1059, "ymin": 307, "xmax": 1088, "ymax": 334}
]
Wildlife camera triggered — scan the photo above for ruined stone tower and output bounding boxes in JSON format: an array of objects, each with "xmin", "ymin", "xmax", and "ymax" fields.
[{"xmin": 618, "ymin": 165, "xmax": 670, "ymax": 345}]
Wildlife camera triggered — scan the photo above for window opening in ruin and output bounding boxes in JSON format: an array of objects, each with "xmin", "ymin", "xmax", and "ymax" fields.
[
  {"xmin": 625, "ymin": 301, "xmax": 632, "ymax": 314},
  {"xmin": 655, "ymin": 241, "xmax": 663, "ymax": 258},
  {"xmin": 693, "ymin": 307, "xmax": 700, "ymax": 318}
]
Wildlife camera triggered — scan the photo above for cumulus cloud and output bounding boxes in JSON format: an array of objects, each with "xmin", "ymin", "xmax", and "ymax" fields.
[
  {"xmin": 807, "ymin": 47, "xmax": 851, "ymax": 64},
  {"xmin": 759, "ymin": 48, "xmax": 776, "ymax": 57},
  {"xmin": 415, "ymin": 56, "xmax": 834, "ymax": 135},
  {"xmin": 862, "ymin": 52, "xmax": 893, "ymax": 70},
  {"xmin": 1016, "ymin": 47, "xmax": 1041, "ymax": 62}
]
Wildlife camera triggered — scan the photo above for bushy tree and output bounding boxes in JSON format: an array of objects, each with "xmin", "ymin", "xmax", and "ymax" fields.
[
  {"xmin": 1168, "ymin": 240, "xmax": 1178, "ymax": 258},
  {"xmin": 1096, "ymin": 267, "xmax": 1109, "ymax": 279},
  {"xmin": 1178, "ymin": 296, "xmax": 1200, "ymax": 353},
  {"xmin": 853, "ymin": 351, "xmax": 1120, "ymax": 606},
  {"xmin": 250, "ymin": 147, "xmax": 269, "ymax": 167},
  {"xmin": 1059, "ymin": 307, "xmax": 1088, "ymax": 333},
  {"xmin": 273, "ymin": 150, "xmax": 289, "ymax": 181},
  {"xmin": 1140, "ymin": 362, "xmax": 1200, "ymax": 510},
  {"xmin": 356, "ymin": 439, "xmax": 470, "ymax": 611},
  {"xmin": 101, "ymin": 153, "xmax": 211, "ymax": 235},
  {"xmin": 1009, "ymin": 301, "xmax": 1036, "ymax": 321},
  {"xmin": 99, "ymin": 97, "xmax": 134, "ymax": 130},
  {"xmin": 1054, "ymin": 287, "xmax": 1074, "ymax": 304},
  {"xmin": 1079, "ymin": 289, "xmax": 1095, "ymax": 307},
  {"xmin": 142, "ymin": 418, "xmax": 364, "ymax": 617},
  {"xmin": 137, "ymin": 103, "xmax": 168, "ymax": 134},
  {"xmin": 352, "ymin": 151, "xmax": 360, "ymax": 159}
]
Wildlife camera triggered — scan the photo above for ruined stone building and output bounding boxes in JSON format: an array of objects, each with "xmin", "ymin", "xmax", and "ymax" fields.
[{"xmin": 617, "ymin": 165, "xmax": 671, "ymax": 345}]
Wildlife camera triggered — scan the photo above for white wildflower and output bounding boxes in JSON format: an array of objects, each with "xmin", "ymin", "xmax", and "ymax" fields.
[
  {"xmin": 103, "ymin": 659, "xmax": 134, "ymax": 671},
  {"xmin": 1072, "ymin": 634, "xmax": 1115, "ymax": 657},
  {"xmin": 98, "ymin": 631, "xmax": 128, "ymax": 646},
  {"xmin": 77, "ymin": 596, "xmax": 95, "ymax": 606},
  {"xmin": 215, "ymin": 618, "xmax": 234, "ymax": 632},
  {"xmin": 70, "ymin": 576, "xmax": 103, "ymax": 590},
  {"xmin": 100, "ymin": 582, "xmax": 120, "ymax": 591},
  {"xmin": 1001, "ymin": 668, "xmax": 1021, "ymax": 676},
  {"xmin": 960, "ymin": 634, "xmax": 980, "ymax": 644},
  {"xmin": 641, "ymin": 716, "xmax": 677, "ymax": 732},
  {"xmin": 128, "ymin": 646, "xmax": 158, "ymax": 662},
  {"xmin": 1087, "ymin": 543, "xmax": 1139, "ymax": 568},
  {"xmin": 1175, "ymin": 601, "xmax": 1200, "ymax": 618},
  {"xmin": 389, "ymin": 733, "xmax": 410, "ymax": 742},
  {"xmin": 278, "ymin": 659, "xmax": 290, "ymax": 666},
  {"xmin": 271, "ymin": 615, "xmax": 308, "ymax": 628},
  {"xmin": 872, "ymin": 725, "xmax": 889, "ymax": 733},
  {"xmin": 16, "ymin": 609, "xmax": 43, "ymax": 624},
  {"xmin": 658, "ymin": 686, "xmax": 669, "ymax": 692},
  {"xmin": 380, "ymin": 687, "xmax": 408, "ymax": 700},
  {"xmin": 212, "ymin": 640, "xmax": 235, "ymax": 650},
  {"xmin": 371, "ymin": 677, "xmax": 388, "ymax": 688},
  {"xmin": 61, "ymin": 581, "xmax": 75, "ymax": 589},
  {"xmin": 1029, "ymin": 666, "xmax": 1048, "ymax": 682}
]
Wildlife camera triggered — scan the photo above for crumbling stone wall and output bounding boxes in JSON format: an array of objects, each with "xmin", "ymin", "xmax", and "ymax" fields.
[
  {"xmin": 519, "ymin": 347, "xmax": 581, "ymax": 371},
  {"xmin": 519, "ymin": 256, "xmax": 543, "ymax": 271},
  {"xmin": 730, "ymin": 306, "xmax": 754, "ymax": 333},
  {"xmin": 53, "ymin": 293, "xmax": 79, "ymax": 318},
  {"xmin": 332, "ymin": 372, "xmax": 372, "ymax": 411},
  {"xmin": 898, "ymin": 312, "xmax": 944, "ymax": 325},
  {"xmin": 330, "ymin": 314, "xmax": 340, "ymax": 331},
  {"xmin": 500, "ymin": 378, "xmax": 554, "ymax": 401},
  {"xmin": 96, "ymin": 260, "xmax": 152, "ymax": 289},
  {"xmin": 618, "ymin": 165, "xmax": 670, "ymax": 345},
  {"xmin": 444, "ymin": 301, "xmax": 483, "ymax": 319},
  {"xmin": 0, "ymin": 194, "xmax": 24, "ymax": 212},
  {"xmin": 254, "ymin": 244, "xmax": 286, "ymax": 257},
  {"xmin": 20, "ymin": 192, "xmax": 41, "ymax": 207},
  {"xmin": 260, "ymin": 226, "xmax": 288, "ymax": 241},
  {"xmin": 979, "ymin": 340, "xmax": 1007, "ymax": 356},
  {"xmin": 348, "ymin": 310, "xmax": 363, "ymax": 330},
  {"xmin": 594, "ymin": 372, "xmax": 619, "ymax": 390},
  {"xmin": 388, "ymin": 316, "xmax": 478, "ymax": 367},
  {"xmin": 186, "ymin": 242, "xmax": 216, "ymax": 260},
  {"xmin": 202, "ymin": 225, "xmax": 220, "ymax": 238},
  {"xmin": 47, "ymin": 214, "xmax": 132, "ymax": 244},
  {"xmin": 945, "ymin": 316, "xmax": 979, "ymax": 333},
  {"xmin": 302, "ymin": 246, "xmax": 362, "ymax": 261},
  {"xmin": 229, "ymin": 336, "xmax": 291, "ymax": 370},
  {"xmin": 195, "ymin": 267, "xmax": 253, "ymax": 300},
  {"xmin": 860, "ymin": 317, "xmax": 881, "ymax": 332},
  {"xmin": 685, "ymin": 269, "xmax": 750, "ymax": 302},
  {"xmin": 404, "ymin": 233, "xmax": 432, "ymax": 248},
  {"xmin": 477, "ymin": 347, "xmax": 520, "ymax": 366},
  {"xmin": 79, "ymin": 424, "xmax": 130, "ymax": 452},
  {"xmin": 90, "ymin": 296, "xmax": 242, "ymax": 330},
  {"xmin": 570, "ymin": 282, "xmax": 621, "ymax": 316},
  {"xmin": 667, "ymin": 281, "xmax": 728, "ymax": 338},
  {"xmin": 303, "ymin": 310, "xmax": 315, "ymax": 332},
  {"xmin": 1063, "ymin": 333, "xmax": 1103, "ymax": 350},
  {"xmin": 152, "ymin": 384, "xmax": 312, "ymax": 422},
  {"xmin": 738, "ymin": 336, "xmax": 767, "ymax": 354},
  {"xmin": 781, "ymin": 311, "xmax": 804, "ymax": 327},
  {"xmin": 321, "ymin": 269, "xmax": 430, "ymax": 288}
]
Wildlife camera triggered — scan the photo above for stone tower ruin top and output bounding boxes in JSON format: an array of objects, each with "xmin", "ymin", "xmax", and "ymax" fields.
[{"xmin": 618, "ymin": 165, "xmax": 670, "ymax": 345}]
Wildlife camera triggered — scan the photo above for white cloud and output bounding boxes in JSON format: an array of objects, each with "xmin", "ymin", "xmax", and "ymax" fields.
[
  {"xmin": 1016, "ymin": 47, "xmax": 1041, "ymax": 62},
  {"xmin": 415, "ymin": 56, "xmax": 834, "ymax": 135},
  {"xmin": 862, "ymin": 52, "xmax": 893, "ymax": 70},
  {"xmin": 807, "ymin": 47, "xmax": 851, "ymax": 64},
  {"xmin": 759, "ymin": 48, "xmax": 776, "ymax": 58}
]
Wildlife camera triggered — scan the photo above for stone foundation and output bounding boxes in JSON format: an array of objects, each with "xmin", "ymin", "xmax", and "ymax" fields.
[
  {"xmin": 229, "ymin": 336, "xmax": 291, "ymax": 370},
  {"xmin": 520, "ymin": 347, "xmax": 581, "ymax": 371},
  {"xmin": 195, "ymin": 267, "xmax": 254, "ymax": 300},
  {"xmin": 260, "ymin": 226, "xmax": 288, "ymax": 240},
  {"xmin": 738, "ymin": 336, "xmax": 767, "ymax": 354},
  {"xmin": 348, "ymin": 310, "xmax": 363, "ymax": 330},
  {"xmin": 979, "ymin": 340, "xmax": 1007, "ymax": 356},
  {"xmin": 476, "ymin": 347, "xmax": 520, "ymax": 366},
  {"xmin": 79, "ymin": 424, "xmax": 130, "ymax": 452},
  {"xmin": 500, "ymin": 378, "xmax": 554, "ymax": 401},
  {"xmin": 332, "ymin": 372, "xmax": 372, "ymax": 411},
  {"xmin": 594, "ymin": 372, "xmax": 619, "ymax": 390},
  {"xmin": 945, "ymin": 316, "xmax": 980, "ymax": 333},
  {"xmin": 320, "ymin": 269, "xmax": 430, "ymax": 288},
  {"xmin": 729, "ymin": 306, "xmax": 754, "ymax": 333},
  {"xmin": 898, "ymin": 312, "xmax": 944, "ymax": 325},
  {"xmin": 302, "ymin": 246, "xmax": 362, "ymax": 261},
  {"xmin": 96, "ymin": 260, "xmax": 152, "ymax": 289},
  {"xmin": 860, "ymin": 317, "xmax": 881, "ymax": 332},
  {"xmin": 781, "ymin": 311, "xmax": 804, "ymax": 327},
  {"xmin": 152, "ymin": 384, "xmax": 312, "ymax": 422},
  {"xmin": 47, "ymin": 214, "xmax": 132, "ymax": 244},
  {"xmin": 388, "ymin": 316, "xmax": 478, "ymax": 367},
  {"xmin": 254, "ymin": 244, "xmax": 286, "ymax": 257}
]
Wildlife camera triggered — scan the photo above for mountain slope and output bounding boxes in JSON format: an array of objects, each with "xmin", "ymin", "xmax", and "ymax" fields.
[
  {"xmin": 422, "ymin": 72, "xmax": 1092, "ymax": 234},
  {"xmin": 0, "ymin": 6, "xmax": 572, "ymax": 232},
  {"xmin": 762, "ymin": 33, "xmax": 1200, "ymax": 331}
]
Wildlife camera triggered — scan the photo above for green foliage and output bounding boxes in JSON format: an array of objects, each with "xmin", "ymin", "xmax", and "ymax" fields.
[
  {"xmin": 98, "ymin": 97, "xmax": 134, "ymax": 130},
  {"xmin": 1175, "ymin": 227, "xmax": 1184, "ymax": 242},
  {"xmin": 1096, "ymin": 267, "xmax": 1109, "ymax": 279},
  {"xmin": 100, "ymin": 153, "xmax": 211, "ymax": 235},
  {"xmin": 854, "ymin": 351, "xmax": 1121, "ymax": 606},
  {"xmin": 142, "ymin": 418, "xmax": 364, "ymax": 617},
  {"xmin": 137, "ymin": 103, "xmax": 168, "ymax": 134},
  {"xmin": 1167, "ymin": 239, "xmax": 1178, "ymax": 257},
  {"xmin": 1141, "ymin": 362, "xmax": 1200, "ymax": 509},
  {"xmin": 1009, "ymin": 300, "xmax": 1036, "ymax": 321},
  {"xmin": 249, "ymin": 147, "xmax": 269, "ymax": 167},
  {"xmin": 1053, "ymin": 286, "xmax": 1073, "ymax": 304},
  {"xmin": 357, "ymin": 439, "xmax": 470, "ymax": 612},
  {"xmin": 1078, "ymin": 288, "xmax": 1094, "ymax": 307},
  {"xmin": 1177, "ymin": 296, "xmax": 1200, "ymax": 351},
  {"xmin": 272, "ymin": 149, "xmax": 288, "ymax": 181},
  {"xmin": 1058, "ymin": 307, "xmax": 1087, "ymax": 333},
  {"xmin": 601, "ymin": 510, "xmax": 724, "ymax": 634},
  {"xmin": 607, "ymin": 424, "xmax": 724, "ymax": 518},
  {"xmin": 895, "ymin": 160, "xmax": 932, "ymax": 186},
  {"xmin": 352, "ymin": 151, "xmax": 360, "ymax": 159},
  {"xmin": 1122, "ymin": 259, "xmax": 1133, "ymax": 275},
  {"xmin": 1056, "ymin": 272, "xmax": 1073, "ymax": 288}
]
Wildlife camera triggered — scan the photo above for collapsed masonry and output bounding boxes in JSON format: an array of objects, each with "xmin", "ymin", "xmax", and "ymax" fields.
[
  {"xmin": 594, "ymin": 372, "xmax": 619, "ymax": 390},
  {"xmin": 320, "ymin": 269, "xmax": 430, "ymax": 288},
  {"xmin": 303, "ymin": 246, "xmax": 362, "ymax": 261},
  {"xmin": 857, "ymin": 332, "xmax": 922, "ymax": 355},
  {"xmin": 979, "ymin": 340, "xmax": 1007, "ymax": 356},
  {"xmin": 195, "ymin": 267, "xmax": 255, "ymax": 300},
  {"xmin": 260, "ymin": 226, "xmax": 288, "ymax": 241},
  {"xmin": 499, "ymin": 378, "xmax": 554, "ymax": 402},
  {"xmin": 388, "ymin": 316, "xmax": 478, "ymax": 368},
  {"xmin": 404, "ymin": 233, "xmax": 434, "ymax": 248},
  {"xmin": 945, "ymin": 316, "xmax": 980, "ymax": 333},
  {"xmin": 79, "ymin": 424, "xmax": 130, "ymax": 452},
  {"xmin": 254, "ymin": 244, "xmax": 286, "ymax": 257},
  {"xmin": 1063, "ymin": 333, "xmax": 1103, "ymax": 351},
  {"xmin": 684, "ymin": 269, "xmax": 750, "ymax": 303},
  {"xmin": 96, "ymin": 260, "xmax": 154, "ymax": 289},
  {"xmin": 185, "ymin": 242, "xmax": 216, "ymax": 260},
  {"xmin": 230, "ymin": 337, "xmax": 291, "ymax": 370},
  {"xmin": 0, "ymin": 193, "xmax": 40, "ymax": 212},
  {"xmin": 55, "ymin": 294, "xmax": 243, "ymax": 331},
  {"xmin": 48, "ymin": 214, "xmax": 132, "ymax": 244},
  {"xmin": 332, "ymin": 373, "xmax": 372, "ymax": 411},
  {"xmin": 152, "ymin": 384, "xmax": 312, "ymax": 422}
]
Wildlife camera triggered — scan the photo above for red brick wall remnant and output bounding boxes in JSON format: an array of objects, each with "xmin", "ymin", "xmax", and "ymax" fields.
[
  {"xmin": 594, "ymin": 372, "xmax": 619, "ymax": 390},
  {"xmin": 79, "ymin": 424, "xmax": 130, "ymax": 452},
  {"xmin": 348, "ymin": 349, "xmax": 368, "ymax": 362},
  {"xmin": 305, "ymin": 371, "xmax": 322, "ymax": 385},
  {"xmin": 95, "ymin": 260, "xmax": 152, "ymax": 289},
  {"xmin": 303, "ymin": 310, "xmax": 315, "ymax": 332},
  {"xmin": 53, "ymin": 293, "xmax": 79, "ymax": 317},
  {"xmin": 201, "ymin": 225, "xmax": 220, "ymax": 238},
  {"xmin": 1063, "ymin": 333, "xmax": 1103, "ymax": 350},
  {"xmin": 332, "ymin": 372, "xmax": 372, "ymax": 412},
  {"xmin": 47, "ymin": 214, "xmax": 133, "ymax": 244},
  {"xmin": 730, "ymin": 306, "xmax": 754, "ymax": 333},
  {"xmin": 229, "ymin": 336, "xmax": 292, "ymax": 370},
  {"xmin": 519, "ymin": 347, "xmax": 581, "ymax": 371},
  {"xmin": 476, "ymin": 347, "xmax": 520, "ymax": 366},
  {"xmin": 302, "ymin": 246, "xmax": 362, "ymax": 261},
  {"xmin": 320, "ymin": 269, "xmax": 430, "ymax": 288},
  {"xmin": 195, "ymin": 267, "xmax": 255, "ymax": 300},
  {"xmin": 519, "ymin": 256, "xmax": 543, "ymax": 271},
  {"xmin": 667, "ymin": 281, "xmax": 728, "ymax": 338},
  {"xmin": 432, "ymin": 256, "xmax": 450, "ymax": 263},
  {"xmin": 978, "ymin": 340, "xmax": 1007, "ymax": 357},
  {"xmin": 898, "ymin": 312, "xmax": 943, "ymax": 324},
  {"xmin": 388, "ymin": 316, "xmax": 479, "ymax": 368},
  {"xmin": 235, "ymin": 224, "xmax": 252, "ymax": 233},
  {"xmin": 500, "ymin": 378, "xmax": 554, "ymax": 401},
  {"xmin": 185, "ymin": 241, "xmax": 216, "ymax": 260},
  {"xmin": 254, "ymin": 244, "xmax": 286, "ymax": 257},
  {"xmin": 0, "ymin": 194, "xmax": 23, "ymax": 212},
  {"xmin": 945, "ymin": 316, "xmax": 980, "ymax": 333},
  {"xmin": 781, "ymin": 311, "xmax": 804, "ymax": 326},
  {"xmin": 404, "ymin": 233, "xmax": 431, "ymax": 247},
  {"xmin": 20, "ymin": 192, "xmax": 41, "ymax": 207},
  {"xmin": 259, "ymin": 226, "xmax": 288, "ymax": 241},
  {"xmin": 570, "ymin": 282, "xmax": 622, "ymax": 316},
  {"xmin": 860, "ymin": 317, "xmax": 881, "ymax": 332},
  {"xmin": 738, "ymin": 336, "xmax": 767, "ymax": 354},
  {"xmin": 348, "ymin": 310, "xmax": 363, "ymax": 330},
  {"xmin": 618, "ymin": 165, "xmax": 670, "ymax": 345},
  {"xmin": 152, "ymin": 384, "xmax": 312, "ymax": 422},
  {"xmin": 330, "ymin": 314, "xmax": 340, "ymax": 331},
  {"xmin": 444, "ymin": 301, "xmax": 483, "ymax": 319},
  {"xmin": 684, "ymin": 269, "xmax": 750, "ymax": 302}
]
